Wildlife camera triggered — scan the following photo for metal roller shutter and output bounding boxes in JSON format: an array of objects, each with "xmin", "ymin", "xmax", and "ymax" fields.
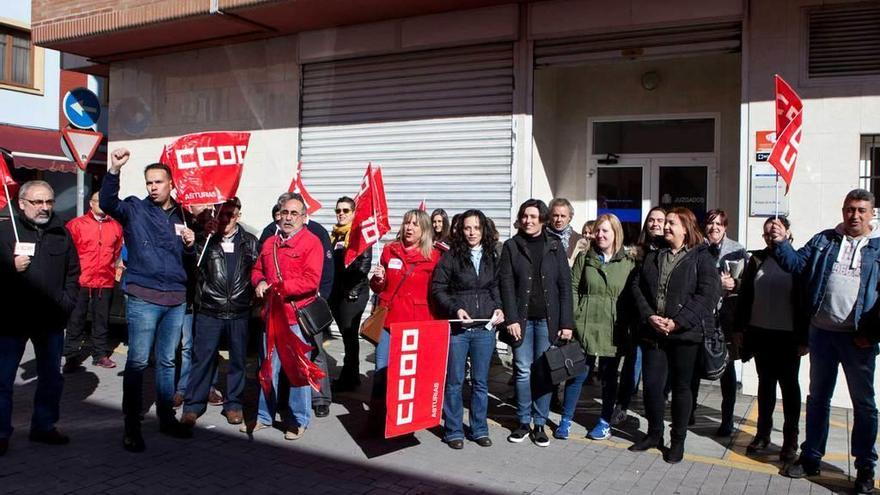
[
  {"xmin": 534, "ymin": 22, "xmax": 741, "ymax": 68},
  {"xmin": 299, "ymin": 43, "xmax": 515, "ymax": 244}
]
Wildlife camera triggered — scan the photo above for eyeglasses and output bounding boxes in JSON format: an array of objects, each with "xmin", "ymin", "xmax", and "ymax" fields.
[
  {"xmin": 335, "ymin": 208, "xmax": 352, "ymax": 214},
  {"xmin": 279, "ymin": 210, "xmax": 302, "ymax": 218},
  {"xmin": 23, "ymin": 198, "xmax": 56, "ymax": 207}
]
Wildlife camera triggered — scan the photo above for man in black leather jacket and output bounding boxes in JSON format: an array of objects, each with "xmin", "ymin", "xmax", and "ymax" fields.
[{"xmin": 181, "ymin": 197, "xmax": 258, "ymax": 428}]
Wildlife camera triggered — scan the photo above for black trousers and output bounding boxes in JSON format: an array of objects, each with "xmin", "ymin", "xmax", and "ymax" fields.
[
  {"xmin": 643, "ymin": 340, "xmax": 699, "ymax": 441},
  {"xmin": 330, "ymin": 290, "xmax": 369, "ymax": 382},
  {"xmin": 309, "ymin": 329, "xmax": 332, "ymax": 407},
  {"xmin": 691, "ymin": 349, "xmax": 737, "ymax": 428},
  {"xmin": 751, "ymin": 328, "xmax": 802, "ymax": 439},
  {"xmin": 64, "ymin": 287, "xmax": 113, "ymax": 360},
  {"xmin": 183, "ymin": 313, "xmax": 249, "ymax": 416}
]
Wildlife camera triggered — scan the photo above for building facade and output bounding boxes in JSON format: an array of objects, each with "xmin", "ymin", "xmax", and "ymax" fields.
[{"xmin": 32, "ymin": 0, "xmax": 880, "ymax": 407}]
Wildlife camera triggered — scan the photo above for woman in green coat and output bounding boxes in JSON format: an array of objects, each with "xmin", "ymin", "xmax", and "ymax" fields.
[{"xmin": 554, "ymin": 213, "xmax": 636, "ymax": 441}]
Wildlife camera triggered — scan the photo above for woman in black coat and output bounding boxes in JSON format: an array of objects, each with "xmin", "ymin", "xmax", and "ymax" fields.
[
  {"xmin": 499, "ymin": 199, "xmax": 575, "ymax": 448},
  {"xmin": 328, "ymin": 196, "xmax": 372, "ymax": 392},
  {"xmin": 431, "ymin": 210, "xmax": 504, "ymax": 449},
  {"xmin": 629, "ymin": 207, "xmax": 720, "ymax": 464}
]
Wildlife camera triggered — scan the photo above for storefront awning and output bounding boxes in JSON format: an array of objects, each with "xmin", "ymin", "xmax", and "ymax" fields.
[{"xmin": 0, "ymin": 125, "xmax": 106, "ymax": 174}]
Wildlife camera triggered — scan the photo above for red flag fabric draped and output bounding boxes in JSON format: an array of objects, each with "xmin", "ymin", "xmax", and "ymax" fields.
[
  {"xmin": 160, "ymin": 131, "xmax": 250, "ymax": 207},
  {"xmin": 344, "ymin": 163, "xmax": 391, "ymax": 267},
  {"xmin": 769, "ymin": 75, "xmax": 804, "ymax": 193},
  {"xmin": 0, "ymin": 149, "xmax": 19, "ymax": 210},
  {"xmin": 287, "ymin": 161, "xmax": 322, "ymax": 215},
  {"xmin": 417, "ymin": 199, "xmax": 427, "ymax": 211},
  {"xmin": 258, "ymin": 288, "xmax": 325, "ymax": 398}
]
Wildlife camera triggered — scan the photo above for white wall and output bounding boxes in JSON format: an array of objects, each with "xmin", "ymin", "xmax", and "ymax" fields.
[
  {"xmin": 532, "ymin": 53, "xmax": 742, "ymax": 235},
  {"xmin": 108, "ymin": 37, "xmax": 301, "ymax": 233}
]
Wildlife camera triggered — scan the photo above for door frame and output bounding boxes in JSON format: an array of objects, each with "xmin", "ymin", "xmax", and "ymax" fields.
[{"xmin": 586, "ymin": 113, "xmax": 720, "ymax": 225}]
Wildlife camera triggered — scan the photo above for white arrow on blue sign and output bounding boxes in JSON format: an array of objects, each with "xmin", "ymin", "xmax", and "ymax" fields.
[{"xmin": 63, "ymin": 87, "xmax": 101, "ymax": 130}]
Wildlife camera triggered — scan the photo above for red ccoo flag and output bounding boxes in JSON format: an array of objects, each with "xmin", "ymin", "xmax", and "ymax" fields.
[
  {"xmin": 775, "ymin": 75, "xmax": 802, "ymax": 136},
  {"xmin": 161, "ymin": 131, "xmax": 250, "ymax": 207},
  {"xmin": 417, "ymin": 199, "xmax": 427, "ymax": 211},
  {"xmin": 288, "ymin": 161, "xmax": 322, "ymax": 215},
  {"xmin": 769, "ymin": 75, "xmax": 804, "ymax": 193},
  {"xmin": 258, "ymin": 288, "xmax": 325, "ymax": 398},
  {"xmin": 344, "ymin": 163, "xmax": 390, "ymax": 267},
  {"xmin": 0, "ymin": 148, "xmax": 19, "ymax": 210}
]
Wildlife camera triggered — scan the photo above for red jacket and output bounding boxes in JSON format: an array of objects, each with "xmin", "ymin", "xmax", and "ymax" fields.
[
  {"xmin": 66, "ymin": 213, "xmax": 123, "ymax": 289},
  {"xmin": 252, "ymin": 227, "xmax": 323, "ymax": 326},
  {"xmin": 370, "ymin": 241, "xmax": 441, "ymax": 326}
]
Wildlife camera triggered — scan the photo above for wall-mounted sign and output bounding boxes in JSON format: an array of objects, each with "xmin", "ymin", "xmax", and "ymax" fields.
[
  {"xmin": 750, "ymin": 162, "xmax": 789, "ymax": 217},
  {"xmin": 755, "ymin": 130, "xmax": 776, "ymax": 162}
]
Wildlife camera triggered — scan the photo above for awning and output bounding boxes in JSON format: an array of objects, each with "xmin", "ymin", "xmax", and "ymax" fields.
[{"xmin": 0, "ymin": 124, "xmax": 106, "ymax": 174}]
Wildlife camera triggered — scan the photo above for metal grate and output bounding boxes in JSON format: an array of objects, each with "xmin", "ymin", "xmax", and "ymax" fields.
[
  {"xmin": 807, "ymin": 3, "xmax": 880, "ymax": 79},
  {"xmin": 300, "ymin": 43, "xmax": 515, "ymax": 240}
]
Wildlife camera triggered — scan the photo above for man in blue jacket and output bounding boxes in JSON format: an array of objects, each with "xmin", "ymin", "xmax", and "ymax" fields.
[
  {"xmin": 770, "ymin": 189, "xmax": 879, "ymax": 493},
  {"xmin": 100, "ymin": 148, "xmax": 196, "ymax": 453}
]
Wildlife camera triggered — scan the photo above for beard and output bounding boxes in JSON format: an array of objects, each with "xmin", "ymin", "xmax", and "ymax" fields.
[{"xmin": 32, "ymin": 215, "xmax": 50, "ymax": 225}]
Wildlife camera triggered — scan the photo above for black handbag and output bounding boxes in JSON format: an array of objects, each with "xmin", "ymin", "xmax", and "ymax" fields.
[
  {"xmin": 700, "ymin": 316, "xmax": 729, "ymax": 381},
  {"xmin": 272, "ymin": 241, "xmax": 334, "ymax": 337},
  {"xmin": 541, "ymin": 340, "xmax": 588, "ymax": 385}
]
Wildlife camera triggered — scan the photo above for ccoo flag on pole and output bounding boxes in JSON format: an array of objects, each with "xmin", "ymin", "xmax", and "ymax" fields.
[
  {"xmin": 287, "ymin": 162, "xmax": 322, "ymax": 215},
  {"xmin": 160, "ymin": 132, "xmax": 250, "ymax": 207},
  {"xmin": 769, "ymin": 75, "xmax": 803, "ymax": 194},
  {"xmin": 344, "ymin": 163, "xmax": 390, "ymax": 267}
]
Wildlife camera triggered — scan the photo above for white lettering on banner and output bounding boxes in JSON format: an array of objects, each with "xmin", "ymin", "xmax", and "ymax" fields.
[
  {"xmin": 777, "ymin": 94, "xmax": 799, "ymax": 124},
  {"xmin": 778, "ymin": 126, "xmax": 802, "ymax": 173},
  {"xmin": 395, "ymin": 328, "xmax": 419, "ymax": 425},
  {"xmin": 361, "ymin": 216, "xmax": 381, "ymax": 244},
  {"xmin": 177, "ymin": 145, "xmax": 248, "ymax": 169}
]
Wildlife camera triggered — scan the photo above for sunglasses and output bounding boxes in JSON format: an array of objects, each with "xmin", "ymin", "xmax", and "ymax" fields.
[{"xmin": 335, "ymin": 208, "xmax": 352, "ymax": 214}]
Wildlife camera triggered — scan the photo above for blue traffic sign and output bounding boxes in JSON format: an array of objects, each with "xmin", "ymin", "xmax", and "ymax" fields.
[{"xmin": 63, "ymin": 87, "xmax": 101, "ymax": 129}]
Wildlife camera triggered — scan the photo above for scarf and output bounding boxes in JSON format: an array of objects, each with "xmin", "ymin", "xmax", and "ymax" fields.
[
  {"xmin": 547, "ymin": 225, "xmax": 573, "ymax": 250},
  {"xmin": 332, "ymin": 222, "xmax": 352, "ymax": 247}
]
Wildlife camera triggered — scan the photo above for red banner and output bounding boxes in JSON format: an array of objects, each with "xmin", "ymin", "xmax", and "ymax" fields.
[
  {"xmin": 0, "ymin": 149, "xmax": 19, "ymax": 210},
  {"xmin": 259, "ymin": 288, "xmax": 325, "ymax": 397},
  {"xmin": 161, "ymin": 131, "xmax": 250, "ymax": 207},
  {"xmin": 385, "ymin": 320, "xmax": 450, "ymax": 438},
  {"xmin": 775, "ymin": 75, "xmax": 803, "ymax": 136},
  {"xmin": 287, "ymin": 161, "xmax": 322, "ymax": 215},
  {"xmin": 768, "ymin": 111, "xmax": 803, "ymax": 193},
  {"xmin": 344, "ymin": 163, "xmax": 390, "ymax": 267}
]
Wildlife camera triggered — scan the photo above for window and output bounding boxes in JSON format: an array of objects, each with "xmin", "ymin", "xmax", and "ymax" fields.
[
  {"xmin": 860, "ymin": 135, "xmax": 880, "ymax": 194},
  {"xmin": 0, "ymin": 26, "xmax": 33, "ymax": 87},
  {"xmin": 592, "ymin": 118, "xmax": 715, "ymax": 155},
  {"xmin": 806, "ymin": 3, "xmax": 880, "ymax": 79}
]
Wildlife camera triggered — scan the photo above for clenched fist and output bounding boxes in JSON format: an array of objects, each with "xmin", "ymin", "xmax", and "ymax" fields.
[{"xmin": 110, "ymin": 148, "xmax": 130, "ymax": 173}]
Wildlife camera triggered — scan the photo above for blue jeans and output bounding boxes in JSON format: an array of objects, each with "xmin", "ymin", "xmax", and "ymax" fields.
[
  {"xmin": 561, "ymin": 355, "xmax": 621, "ymax": 422},
  {"xmin": 257, "ymin": 324, "xmax": 312, "ymax": 429},
  {"xmin": 802, "ymin": 326, "xmax": 878, "ymax": 470},
  {"xmin": 513, "ymin": 319, "xmax": 553, "ymax": 426},
  {"xmin": 183, "ymin": 313, "xmax": 249, "ymax": 416},
  {"xmin": 122, "ymin": 296, "xmax": 185, "ymax": 424},
  {"xmin": 0, "ymin": 332, "xmax": 64, "ymax": 438},
  {"xmin": 443, "ymin": 327, "xmax": 495, "ymax": 441},
  {"xmin": 176, "ymin": 311, "xmax": 194, "ymax": 396},
  {"xmin": 617, "ymin": 345, "xmax": 642, "ymax": 410}
]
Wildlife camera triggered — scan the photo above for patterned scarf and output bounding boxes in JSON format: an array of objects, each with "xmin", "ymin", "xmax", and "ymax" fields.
[
  {"xmin": 332, "ymin": 222, "xmax": 352, "ymax": 247},
  {"xmin": 547, "ymin": 225, "xmax": 573, "ymax": 250}
]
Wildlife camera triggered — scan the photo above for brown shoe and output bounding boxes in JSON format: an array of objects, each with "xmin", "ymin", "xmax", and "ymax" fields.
[
  {"xmin": 93, "ymin": 356, "xmax": 117, "ymax": 369},
  {"xmin": 172, "ymin": 393, "xmax": 184, "ymax": 409},
  {"xmin": 240, "ymin": 422, "xmax": 271, "ymax": 434},
  {"xmin": 208, "ymin": 388, "xmax": 224, "ymax": 406},
  {"xmin": 223, "ymin": 410, "xmax": 243, "ymax": 425},
  {"xmin": 180, "ymin": 412, "xmax": 198, "ymax": 427},
  {"xmin": 284, "ymin": 427, "xmax": 305, "ymax": 441}
]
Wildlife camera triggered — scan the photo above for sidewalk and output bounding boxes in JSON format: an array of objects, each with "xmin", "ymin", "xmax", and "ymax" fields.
[{"xmin": 1, "ymin": 335, "xmax": 874, "ymax": 494}]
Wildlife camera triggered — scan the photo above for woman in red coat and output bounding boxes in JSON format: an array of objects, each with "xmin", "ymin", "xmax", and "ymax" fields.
[{"xmin": 366, "ymin": 209, "xmax": 442, "ymax": 433}]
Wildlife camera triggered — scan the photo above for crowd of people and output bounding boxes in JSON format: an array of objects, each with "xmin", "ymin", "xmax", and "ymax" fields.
[{"xmin": 0, "ymin": 148, "xmax": 878, "ymax": 494}]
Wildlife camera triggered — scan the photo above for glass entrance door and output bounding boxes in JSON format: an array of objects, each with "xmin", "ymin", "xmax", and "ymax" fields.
[{"xmin": 588, "ymin": 156, "xmax": 715, "ymax": 245}]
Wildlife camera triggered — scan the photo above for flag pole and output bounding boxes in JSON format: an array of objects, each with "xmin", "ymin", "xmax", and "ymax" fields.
[
  {"xmin": 195, "ymin": 204, "xmax": 220, "ymax": 266},
  {"xmin": 3, "ymin": 180, "xmax": 19, "ymax": 244},
  {"xmin": 774, "ymin": 172, "xmax": 779, "ymax": 220}
]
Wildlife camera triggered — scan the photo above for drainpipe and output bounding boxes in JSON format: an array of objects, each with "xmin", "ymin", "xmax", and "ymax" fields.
[{"xmin": 737, "ymin": 0, "xmax": 751, "ymax": 246}]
